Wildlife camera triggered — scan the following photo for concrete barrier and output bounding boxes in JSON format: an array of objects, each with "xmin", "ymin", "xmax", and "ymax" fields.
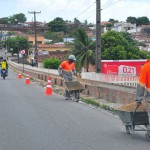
[{"xmin": 8, "ymin": 61, "xmax": 136, "ymax": 104}]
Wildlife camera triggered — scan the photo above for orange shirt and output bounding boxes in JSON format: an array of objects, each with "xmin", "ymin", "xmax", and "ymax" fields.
[
  {"xmin": 59, "ymin": 60, "xmax": 75, "ymax": 71},
  {"xmin": 139, "ymin": 60, "xmax": 150, "ymax": 91}
]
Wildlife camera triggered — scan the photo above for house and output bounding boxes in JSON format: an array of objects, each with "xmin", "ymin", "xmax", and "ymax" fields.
[
  {"xmin": 37, "ymin": 43, "xmax": 71, "ymax": 53},
  {"xmin": 135, "ymin": 36, "xmax": 150, "ymax": 51},
  {"xmin": 28, "ymin": 43, "xmax": 72, "ymax": 64},
  {"xmin": 111, "ymin": 22, "xmax": 136, "ymax": 32},
  {"xmin": 28, "ymin": 34, "xmax": 45, "ymax": 45}
]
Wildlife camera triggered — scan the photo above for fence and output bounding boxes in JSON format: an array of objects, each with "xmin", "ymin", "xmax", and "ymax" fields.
[{"xmin": 81, "ymin": 72, "xmax": 139, "ymax": 87}]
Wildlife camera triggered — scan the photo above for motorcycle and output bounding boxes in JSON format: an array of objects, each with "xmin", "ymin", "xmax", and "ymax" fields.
[{"xmin": 1, "ymin": 69, "xmax": 7, "ymax": 80}]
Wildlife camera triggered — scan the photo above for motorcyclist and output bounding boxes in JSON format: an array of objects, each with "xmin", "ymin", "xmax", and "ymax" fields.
[
  {"xmin": 0, "ymin": 58, "xmax": 8, "ymax": 76},
  {"xmin": 58, "ymin": 54, "xmax": 76, "ymax": 100}
]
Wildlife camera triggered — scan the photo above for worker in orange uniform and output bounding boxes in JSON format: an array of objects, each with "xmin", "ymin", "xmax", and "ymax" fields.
[
  {"xmin": 58, "ymin": 55, "xmax": 76, "ymax": 100},
  {"xmin": 136, "ymin": 59, "xmax": 150, "ymax": 134}
]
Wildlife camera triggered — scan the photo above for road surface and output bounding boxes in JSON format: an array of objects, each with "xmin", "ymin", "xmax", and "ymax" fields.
[{"xmin": 0, "ymin": 69, "xmax": 149, "ymax": 150}]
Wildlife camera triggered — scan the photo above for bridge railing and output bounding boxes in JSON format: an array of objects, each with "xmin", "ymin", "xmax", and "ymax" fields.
[{"xmin": 81, "ymin": 72, "xmax": 139, "ymax": 87}]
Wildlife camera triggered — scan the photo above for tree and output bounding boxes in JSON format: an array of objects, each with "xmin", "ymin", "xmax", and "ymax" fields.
[
  {"xmin": 84, "ymin": 20, "xmax": 88, "ymax": 25},
  {"xmin": 44, "ymin": 31, "xmax": 63, "ymax": 43},
  {"xmin": 72, "ymin": 27, "xmax": 95, "ymax": 72},
  {"xmin": 120, "ymin": 32, "xmax": 138, "ymax": 46},
  {"xmin": 126, "ymin": 16, "xmax": 150, "ymax": 26},
  {"xmin": 108, "ymin": 18, "xmax": 118, "ymax": 26},
  {"xmin": 0, "ymin": 17, "xmax": 9, "ymax": 24},
  {"xmin": 5, "ymin": 36, "xmax": 31, "ymax": 55},
  {"xmin": 0, "ymin": 13, "xmax": 26, "ymax": 24},
  {"xmin": 48, "ymin": 17, "xmax": 67, "ymax": 32},
  {"xmin": 137, "ymin": 16, "xmax": 150, "ymax": 26},
  {"xmin": 102, "ymin": 45, "xmax": 127, "ymax": 60},
  {"xmin": 101, "ymin": 30, "xmax": 150, "ymax": 60},
  {"xmin": 126, "ymin": 16, "xmax": 137, "ymax": 24},
  {"xmin": 12, "ymin": 13, "xmax": 27, "ymax": 24},
  {"xmin": 74, "ymin": 18, "xmax": 80, "ymax": 24}
]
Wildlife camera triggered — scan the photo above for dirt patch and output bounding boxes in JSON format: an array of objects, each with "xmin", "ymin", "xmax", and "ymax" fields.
[{"xmin": 117, "ymin": 101, "xmax": 147, "ymax": 112}]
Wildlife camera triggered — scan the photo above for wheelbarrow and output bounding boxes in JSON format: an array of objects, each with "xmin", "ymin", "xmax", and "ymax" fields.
[
  {"xmin": 117, "ymin": 105, "xmax": 150, "ymax": 141},
  {"xmin": 64, "ymin": 80, "xmax": 84, "ymax": 102}
]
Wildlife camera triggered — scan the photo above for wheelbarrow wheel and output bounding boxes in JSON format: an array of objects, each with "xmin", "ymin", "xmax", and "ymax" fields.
[{"xmin": 145, "ymin": 133, "xmax": 150, "ymax": 141}]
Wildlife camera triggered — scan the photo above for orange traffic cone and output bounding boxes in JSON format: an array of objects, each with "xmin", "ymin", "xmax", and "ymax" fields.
[
  {"xmin": 45, "ymin": 77, "xmax": 52, "ymax": 96},
  {"xmin": 25, "ymin": 74, "xmax": 30, "ymax": 85},
  {"xmin": 18, "ymin": 72, "xmax": 22, "ymax": 79},
  {"xmin": 47, "ymin": 76, "xmax": 51, "ymax": 84}
]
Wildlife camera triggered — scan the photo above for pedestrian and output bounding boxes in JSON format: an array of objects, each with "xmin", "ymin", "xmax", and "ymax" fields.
[
  {"xmin": 58, "ymin": 54, "xmax": 76, "ymax": 99},
  {"xmin": 136, "ymin": 59, "xmax": 150, "ymax": 134}
]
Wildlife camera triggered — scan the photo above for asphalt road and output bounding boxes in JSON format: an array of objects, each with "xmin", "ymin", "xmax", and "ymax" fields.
[{"xmin": 0, "ymin": 69, "xmax": 150, "ymax": 150}]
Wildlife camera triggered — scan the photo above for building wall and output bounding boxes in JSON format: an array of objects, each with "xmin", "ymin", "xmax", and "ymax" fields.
[
  {"xmin": 38, "ymin": 46, "xmax": 70, "ymax": 52},
  {"xmin": 28, "ymin": 35, "xmax": 45, "ymax": 45}
]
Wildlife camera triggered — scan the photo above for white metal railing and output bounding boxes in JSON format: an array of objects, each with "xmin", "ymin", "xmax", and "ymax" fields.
[{"xmin": 81, "ymin": 72, "xmax": 138, "ymax": 87}]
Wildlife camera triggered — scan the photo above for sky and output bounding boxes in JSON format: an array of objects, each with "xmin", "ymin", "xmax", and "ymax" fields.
[{"xmin": 0, "ymin": 0, "xmax": 150, "ymax": 24}]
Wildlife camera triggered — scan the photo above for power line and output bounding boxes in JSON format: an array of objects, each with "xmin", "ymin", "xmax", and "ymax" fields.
[
  {"xmin": 51, "ymin": 0, "xmax": 82, "ymax": 19},
  {"xmin": 76, "ymin": 2, "xmax": 95, "ymax": 18},
  {"xmin": 83, "ymin": 0, "xmax": 123, "ymax": 21},
  {"xmin": 102, "ymin": 0, "xmax": 122, "ymax": 10},
  {"xmin": 30, "ymin": 0, "xmax": 47, "ymax": 11}
]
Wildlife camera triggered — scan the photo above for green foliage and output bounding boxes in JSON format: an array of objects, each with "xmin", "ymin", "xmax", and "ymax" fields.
[
  {"xmin": 44, "ymin": 31, "xmax": 63, "ymax": 43},
  {"xmin": 11, "ymin": 13, "xmax": 26, "ymax": 24},
  {"xmin": 126, "ymin": 16, "xmax": 137, "ymax": 24},
  {"xmin": 5, "ymin": 36, "xmax": 31, "ymax": 55},
  {"xmin": 43, "ymin": 58, "xmax": 61, "ymax": 69},
  {"xmin": 137, "ymin": 16, "xmax": 150, "ymax": 26},
  {"xmin": 0, "ymin": 17, "xmax": 9, "ymax": 24},
  {"xmin": 108, "ymin": 18, "xmax": 118, "ymax": 26},
  {"xmin": 126, "ymin": 16, "xmax": 150, "ymax": 26},
  {"xmin": 48, "ymin": 17, "xmax": 67, "ymax": 32},
  {"xmin": 0, "ymin": 13, "xmax": 26, "ymax": 24},
  {"xmin": 72, "ymin": 27, "xmax": 95, "ymax": 71},
  {"xmin": 74, "ymin": 18, "xmax": 80, "ymax": 24},
  {"xmin": 102, "ymin": 46, "xmax": 127, "ymax": 60},
  {"xmin": 83, "ymin": 98, "xmax": 100, "ymax": 107},
  {"xmin": 101, "ymin": 30, "xmax": 150, "ymax": 60}
]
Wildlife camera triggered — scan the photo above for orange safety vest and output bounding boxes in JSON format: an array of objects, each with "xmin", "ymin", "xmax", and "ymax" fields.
[
  {"xmin": 138, "ymin": 59, "xmax": 150, "ymax": 91},
  {"xmin": 59, "ymin": 60, "xmax": 75, "ymax": 71}
]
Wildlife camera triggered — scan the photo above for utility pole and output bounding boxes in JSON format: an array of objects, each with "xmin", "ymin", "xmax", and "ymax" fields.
[
  {"xmin": 28, "ymin": 11, "xmax": 41, "ymax": 67},
  {"xmin": 95, "ymin": 0, "xmax": 101, "ymax": 73},
  {"xmin": 17, "ymin": 41, "xmax": 20, "ymax": 64}
]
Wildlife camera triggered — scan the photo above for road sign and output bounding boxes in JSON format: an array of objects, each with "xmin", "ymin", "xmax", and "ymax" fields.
[{"xmin": 20, "ymin": 50, "xmax": 25, "ymax": 55}]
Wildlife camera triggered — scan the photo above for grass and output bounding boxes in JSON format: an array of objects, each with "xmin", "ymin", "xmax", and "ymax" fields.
[
  {"xmin": 83, "ymin": 98, "xmax": 100, "ymax": 107},
  {"xmin": 83, "ymin": 98, "xmax": 117, "ymax": 114}
]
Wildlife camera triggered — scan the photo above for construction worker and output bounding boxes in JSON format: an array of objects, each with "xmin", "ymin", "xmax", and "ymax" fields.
[
  {"xmin": 0, "ymin": 58, "xmax": 8, "ymax": 76},
  {"xmin": 58, "ymin": 54, "xmax": 76, "ymax": 99},
  {"xmin": 136, "ymin": 59, "xmax": 150, "ymax": 133}
]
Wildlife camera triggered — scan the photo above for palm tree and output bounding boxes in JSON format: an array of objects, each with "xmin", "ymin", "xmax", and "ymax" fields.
[{"xmin": 72, "ymin": 27, "xmax": 95, "ymax": 72}]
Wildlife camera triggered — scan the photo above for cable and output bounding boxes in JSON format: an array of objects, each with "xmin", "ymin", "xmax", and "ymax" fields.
[
  {"xmin": 82, "ymin": 0, "xmax": 123, "ymax": 21},
  {"xmin": 76, "ymin": 2, "xmax": 96, "ymax": 18},
  {"xmin": 102, "ymin": 0, "xmax": 123, "ymax": 10},
  {"xmin": 30, "ymin": 0, "xmax": 47, "ymax": 11},
  {"xmin": 52, "ymin": 0, "xmax": 83, "ymax": 18}
]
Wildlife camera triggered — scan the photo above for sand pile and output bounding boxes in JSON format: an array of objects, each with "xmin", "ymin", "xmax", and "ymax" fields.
[{"xmin": 117, "ymin": 101, "xmax": 147, "ymax": 112}]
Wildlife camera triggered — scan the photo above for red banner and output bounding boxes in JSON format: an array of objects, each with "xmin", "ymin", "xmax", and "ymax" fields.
[{"xmin": 101, "ymin": 60, "xmax": 147, "ymax": 76}]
